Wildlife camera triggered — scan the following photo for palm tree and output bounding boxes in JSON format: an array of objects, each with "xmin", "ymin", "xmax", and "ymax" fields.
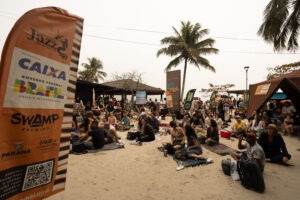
[
  {"xmin": 157, "ymin": 21, "xmax": 218, "ymax": 101},
  {"xmin": 78, "ymin": 57, "xmax": 107, "ymax": 83},
  {"xmin": 258, "ymin": 0, "xmax": 300, "ymax": 51}
]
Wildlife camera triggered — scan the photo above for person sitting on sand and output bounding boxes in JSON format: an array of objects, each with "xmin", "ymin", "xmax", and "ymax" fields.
[
  {"xmin": 282, "ymin": 111, "xmax": 294, "ymax": 136},
  {"xmin": 185, "ymin": 125, "xmax": 212, "ymax": 161},
  {"xmin": 162, "ymin": 120, "xmax": 186, "ymax": 156},
  {"xmin": 103, "ymin": 123, "xmax": 120, "ymax": 144},
  {"xmin": 82, "ymin": 120, "xmax": 105, "ymax": 150},
  {"xmin": 231, "ymin": 132, "xmax": 265, "ymax": 172},
  {"xmin": 231, "ymin": 115, "xmax": 247, "ymax": 138},
  {"xmin": 206, "ymin": 119, "xmax": 219, "ymax": 146},
  {"xmin": 136, "ymin": 116, "xmax": 155, "ymax": 144},
  {"xmin": 116, "ymin": 111, "xmax": 131, "ymax": 131},
  {"xmin": 108, "ymin": 112, "xmax": 118, "ymax": 127},
  {"xmin": 258, "ymin": 124, "xmax": 292, "ymax": 166}
]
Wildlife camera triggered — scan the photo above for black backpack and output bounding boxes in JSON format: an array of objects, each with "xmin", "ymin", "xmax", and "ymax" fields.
[
  {"xmin": 237, "ymin": 154, "xmax": 265, "ymax": 193},
  {"xmin": 72, "ymin": 142, "xmax": 87, "ymax": 154},
  {"xmin": 127, "ymin": 131, "xmax": 138, "ymax": 140},
  {"xmin": 221, "ymin": 159, "xmax": 231, "ymax": 176}
]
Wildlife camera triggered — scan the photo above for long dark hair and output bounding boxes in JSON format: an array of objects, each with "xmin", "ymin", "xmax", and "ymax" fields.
[
  {"xmin": 210, "ymin": 119, "xmax": 218, "ymax": 131},
  {"xmin": 185, "ymin": 125, "xmax": 197, "ymax": 140}
]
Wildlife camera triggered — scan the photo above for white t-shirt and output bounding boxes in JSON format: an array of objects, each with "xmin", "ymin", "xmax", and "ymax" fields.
[{"xmin": 246, "ymin": 142, "xmax": 265, "ymax": 170}]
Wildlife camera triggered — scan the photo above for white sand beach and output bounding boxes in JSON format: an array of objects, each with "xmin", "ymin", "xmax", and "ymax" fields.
[{"xmin": 47, "ymin": 123, "xmax": 300, "ymax": 200}]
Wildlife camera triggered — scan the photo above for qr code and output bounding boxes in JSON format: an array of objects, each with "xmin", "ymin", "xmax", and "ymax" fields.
[{"xmin": 22, "ymin": 160, "xmax": 54, "ymax": 191}]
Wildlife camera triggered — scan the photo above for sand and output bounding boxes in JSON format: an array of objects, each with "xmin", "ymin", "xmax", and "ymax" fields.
[{"xmin": 47, "ymin": 121, "xmax": 300, "ymax": 200}]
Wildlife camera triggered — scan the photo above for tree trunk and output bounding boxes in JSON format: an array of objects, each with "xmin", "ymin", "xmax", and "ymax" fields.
[{"xmin": 181, "ymin": 58, "xmax": 188, "ymax": 102}]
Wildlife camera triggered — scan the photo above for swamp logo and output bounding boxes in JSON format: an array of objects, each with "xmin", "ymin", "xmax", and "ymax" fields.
[{"xmin": 11, "ymin": 113, "xmax": 59, "ymax": 128}]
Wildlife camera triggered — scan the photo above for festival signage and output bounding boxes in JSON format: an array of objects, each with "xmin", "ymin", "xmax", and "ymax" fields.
[
  {"xmin": 255, "ymin": 83, "xmax": 271, "ymax": 95},
  {"xmin": 136, "ymin": 90, "xmax": 147, "ymax": 105},
  {"xmin": 0, "ymin": 7, "xmax": 83, "ymax": 200},
  {"xmin": 184, "ymin": 89, "xmax": 196, "ymax": 110},
  {"xmin": 165, "ymin": 90, "xmax": 173, "ymax": 108},
  {"xmin": 166, "ymin": 70, "xmax": 181, "ymax": 111}
]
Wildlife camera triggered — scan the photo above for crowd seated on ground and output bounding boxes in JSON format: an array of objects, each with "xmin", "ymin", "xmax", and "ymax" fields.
[{"xmin": 72, "ymin": 94, "xmax": 298, "ymax": 171}]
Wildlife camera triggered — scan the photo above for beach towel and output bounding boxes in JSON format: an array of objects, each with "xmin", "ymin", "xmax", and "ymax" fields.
[
  {"xmin": 87, "ymin": 143, "xmax": 125, "ymax": 153},
  {"xmin": 70, "ymin": 143, "xmax": 124, "ymax": 155},
  {"xmin": 157, "ymin": 147, "xmax": 211, "ymax": 168},
  {"xmin": 202, "ymin": 143, "xmax": 235, "ymax": 156}
]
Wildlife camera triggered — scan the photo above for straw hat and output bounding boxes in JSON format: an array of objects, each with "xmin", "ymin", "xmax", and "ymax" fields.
[{"xmin": 268, "ymin": 124, "xmax": 277, "ymax": 130}]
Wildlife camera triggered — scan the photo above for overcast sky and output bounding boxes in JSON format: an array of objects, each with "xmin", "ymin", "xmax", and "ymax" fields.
[{"xmin": 1, "ymin": 0, "xmax": 299, "ymax": 99}]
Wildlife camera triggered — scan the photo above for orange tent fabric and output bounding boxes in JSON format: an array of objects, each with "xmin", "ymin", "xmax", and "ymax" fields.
[{"xmin": 247, "ymin": 70, "xmax": 300, "ymax": 117}]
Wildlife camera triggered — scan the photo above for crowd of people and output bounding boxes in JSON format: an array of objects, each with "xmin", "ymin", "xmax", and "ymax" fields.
[{"xmin": 71, "ymin": 94, "xmax": 298, "ymax": 170}]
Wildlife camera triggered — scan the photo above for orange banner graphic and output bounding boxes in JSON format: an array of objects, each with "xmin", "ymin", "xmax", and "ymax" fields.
[{"xmin": 0, "ymin": 7, "xmax": 83, "ymax": 200}]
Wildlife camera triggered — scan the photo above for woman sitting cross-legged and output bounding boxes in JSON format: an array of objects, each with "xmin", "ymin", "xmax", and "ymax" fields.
[
  {"xmin": 162, "ymin": 120, "xmax": 186, "ymax": 156},
  {"xmin": 185, "ymin": 125, "xmax": 212, "ymax": 162},
  {"xmin": 205, "ymin": 119, "xmax": 219, "ymax": 146},
  {"xmin": 135, "ymin": 116, "xmax": 155, "ymax": 144}
]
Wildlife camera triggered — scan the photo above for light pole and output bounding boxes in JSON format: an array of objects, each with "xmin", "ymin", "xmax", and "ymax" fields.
[{"xmin": 244, "ymin": 66, "xmax": 250, "ymax": 103}]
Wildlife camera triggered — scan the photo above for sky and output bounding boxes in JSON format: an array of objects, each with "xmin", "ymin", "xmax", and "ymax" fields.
[{"xmin": 0, "ymin": 0, "xmax": 299, "ymax": 100}]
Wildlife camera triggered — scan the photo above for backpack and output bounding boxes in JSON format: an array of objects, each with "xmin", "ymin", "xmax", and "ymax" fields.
[
  {"xmin": 72, "ymin": 142, "xmax": 87, "ymax": 154},
  {"xmin": 237, "ymin": 154, "xmax": 265, "ymax": 193},
  {"xmin": 127, "ymin": 131, "xmax": 138, "ymax": 140},
  {"xmin": 221, "ymin": 159, "xmax": 231, "ymax": 176}
]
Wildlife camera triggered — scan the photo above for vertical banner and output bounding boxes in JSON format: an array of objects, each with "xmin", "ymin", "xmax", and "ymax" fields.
[
  {"xmin": 166, "ymin": 70, "xmax": 181, "ymax": 112},
  {"xmin": 136, "ymin": 91, "xmax": 147, "ymax": 105},
  {"xmin": 184, "ymin": 89, "xmax": 196, "ymax": 110},
  {"xmin": 0, "ymin": 7, "xmax": 83, "ymax": 200},
  {"xmin": 165, "ymin": 90, "xmax": 173, "ymax": 108}
]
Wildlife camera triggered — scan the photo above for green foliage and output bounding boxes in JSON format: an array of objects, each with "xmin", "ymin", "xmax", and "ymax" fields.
[
  {"xmin": 78, "ymin": 57, "xmax": 107, "ymax": 83},
  {"xmin": 157, "ymin": 21, "xmax": 218, "ymax": 100},
  {"xmin": 267, "ymin": 61, "xmax": 300, "ymax": 79},
  {"xmin": 258, "ymin": 0, "xmax": 300, "ymax": 51}
]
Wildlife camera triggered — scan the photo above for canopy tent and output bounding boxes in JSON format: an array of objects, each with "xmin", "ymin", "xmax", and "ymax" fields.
[
  {"xmin": 76, "ymin": 79, "xmax": 165, "ymax": 105},
  {"xmin": 247, "ymin": 70, "xmax": 300, "ymax": 117},
  {"xmin": 101, "ymin": 79, "xmax": 165, "ymax": 96},
  {"xmin": 76, "ymin": 79, "xmax": 115, "ymax": 104}
]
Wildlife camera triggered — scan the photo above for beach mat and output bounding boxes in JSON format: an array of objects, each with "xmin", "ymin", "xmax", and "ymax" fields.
[
  {"xmin": 201, "ymin": 143, "xmax": 235, "ymax": 156},
  {"xmin": 87, "ymin": 143, "xmax": 124, "ymax": 153},
  {"xmin": 157, "ymin": 147, "xmax": 211, "ymax": 168},
  {"xmin": 70, "ymin": 143, "xmax": 124, "ymax": 155}
]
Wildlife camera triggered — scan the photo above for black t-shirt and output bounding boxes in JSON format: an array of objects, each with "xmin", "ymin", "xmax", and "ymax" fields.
[{"xmin": 88, "ymin": 128, "xmax": 105, "ymax": 149}]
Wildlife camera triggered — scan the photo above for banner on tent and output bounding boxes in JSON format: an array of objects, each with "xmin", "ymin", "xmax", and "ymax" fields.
[
  {"xmin": 255, "ymin": 83, "xmax": 271, "ymax": 95},
  {"xmin": 0, "ymin": 7, "xmax": 83, "ymax": 200}
]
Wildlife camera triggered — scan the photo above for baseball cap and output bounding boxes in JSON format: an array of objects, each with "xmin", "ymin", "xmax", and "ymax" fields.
[{"xmin": 246, "ymin": 132, "xmax": 257, "ymax": 138}]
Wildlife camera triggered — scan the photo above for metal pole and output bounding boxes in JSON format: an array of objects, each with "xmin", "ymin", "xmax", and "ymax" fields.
[{"xmin": 244, "ymin": 66, "xmax": 249, "ymax": 103}]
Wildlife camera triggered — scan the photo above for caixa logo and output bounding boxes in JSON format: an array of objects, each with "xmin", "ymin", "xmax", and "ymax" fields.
[
  {"xmin": 11, "ymin": 113, "xmax": 59, "ymax": 127},
  {"xmin": 27, "ymin": 28, "xmax": 68, "ymax": 60}
]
